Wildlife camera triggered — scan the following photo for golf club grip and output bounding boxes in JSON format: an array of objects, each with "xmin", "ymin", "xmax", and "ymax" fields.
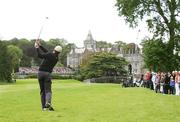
[{"xmin": 35, "ymin": 39, "xmax": 39, "ymax": 45}]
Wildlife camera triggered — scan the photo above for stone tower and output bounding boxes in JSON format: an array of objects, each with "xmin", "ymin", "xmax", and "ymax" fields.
[{"xmin": 84, "ymin": 30, "xmax": 96, "ymax": 51}]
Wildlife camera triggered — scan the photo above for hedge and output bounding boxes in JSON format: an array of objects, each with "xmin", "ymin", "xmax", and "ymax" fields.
[{"xmin": 16, "ymin": 73, "xmax": 73, "ymax": 79}]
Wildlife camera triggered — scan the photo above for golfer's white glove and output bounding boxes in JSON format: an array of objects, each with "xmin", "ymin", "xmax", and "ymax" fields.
[
  {"xmin": 34, "ymin": 42, "xmax": 39, "ymax": 48},
  {"xmin": 36, "ymin": 40, "xmax": 41, "ymax": 46}
]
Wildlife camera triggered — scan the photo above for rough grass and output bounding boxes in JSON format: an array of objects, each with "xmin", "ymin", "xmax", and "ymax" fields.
[{"xmin": 0, "ymin": 79, "xmax": 180, "ymax": 122}]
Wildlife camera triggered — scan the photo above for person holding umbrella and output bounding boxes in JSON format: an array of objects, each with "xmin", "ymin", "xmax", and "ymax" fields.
[{"xmin": 34, "ymin": 41, "xmax": 62, "ymax": 111}]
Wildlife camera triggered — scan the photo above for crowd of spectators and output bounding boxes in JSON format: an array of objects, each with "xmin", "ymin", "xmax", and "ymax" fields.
[
  {"xmin": 17, "ymin": 67, "xmax": 74, "ymax": 75},
  {"xmin": 134, "ymin": 71, "xmax": 180, "ymax": 95}
]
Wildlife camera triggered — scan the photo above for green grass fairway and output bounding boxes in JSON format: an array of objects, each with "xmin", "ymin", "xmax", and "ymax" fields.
[{"xmin": 0, "ymin": 79, "xmax": 180, "ymax": 122}]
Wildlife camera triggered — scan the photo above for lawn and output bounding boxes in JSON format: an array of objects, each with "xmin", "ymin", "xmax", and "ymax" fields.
[{"xmin": 0, "ymin": 79, "xmax": 180, "ymax": 122}]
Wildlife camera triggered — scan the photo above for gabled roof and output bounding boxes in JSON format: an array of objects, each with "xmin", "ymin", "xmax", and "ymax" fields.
[{"xmin": 69, "ymin": 48, "xmax": 85, "ymax": 54}]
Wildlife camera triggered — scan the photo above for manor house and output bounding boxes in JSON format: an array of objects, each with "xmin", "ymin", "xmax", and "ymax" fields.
[{"xmin": 67, "ymin": 31, "xmax": 145, "ymax": 75}]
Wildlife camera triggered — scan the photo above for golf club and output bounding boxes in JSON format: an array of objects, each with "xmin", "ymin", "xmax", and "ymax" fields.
[{"xmin": 36, "ymin": 17, "xmax": 49, "ymax": 44}]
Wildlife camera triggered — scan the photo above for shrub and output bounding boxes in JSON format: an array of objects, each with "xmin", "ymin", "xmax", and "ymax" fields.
[
  {"xmin": 73, "ymin": 75, "xmax": 84, "ymax": 81},
  {"xmin": 17, "ymin": 73, "xmax": 73, "ymax": 79}
]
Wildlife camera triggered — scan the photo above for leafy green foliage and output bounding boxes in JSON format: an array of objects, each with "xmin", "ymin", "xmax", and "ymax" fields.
[
  {"xmin": 80, "ymin": 52, "xmax": 127, "ymax": 79},
  {"xmin": 9, "ymin": 38, "xmax": 36, "ymax": 67},
  {"xmin": 116, "ymin": 0, "xmax": 180, "ymax": 71},
  {"xmin": 7, "ymin": 45, "xmax": 23, "ymax": 72},
  {"xmin": 96, "ymin": 41, "xmax": 112, "ymax": 48},
  {"xmin": 23, "ymin": 73, "xmax": 73, "ymax": 79},
  {"xmin": 141, "ymin": 39, "xmax": 165, "ymax": 71},
  {"xmin": 6, "ymin": 38, "xmax": 75, "ymax": 67},
  {"xmin": 0, "ymin": 41, "xmax": 12, "ymax": 82},
  {"xmin": 115, "ymin": 0, "xmax": 179, "ymax": 38},
  {"xmin": 141, "ymin": 38, "xmax": 179, "ymax": 72}
]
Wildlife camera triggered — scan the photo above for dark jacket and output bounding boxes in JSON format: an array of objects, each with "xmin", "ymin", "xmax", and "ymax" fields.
[{"xmin": 37, "ymin": 46, "xmax": 58, "ymax": 73}]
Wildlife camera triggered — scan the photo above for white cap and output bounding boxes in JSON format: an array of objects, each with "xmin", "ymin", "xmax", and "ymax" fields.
[{"xmin": 54, "ymin": 45, "xmax": 62, "ymax": 52}]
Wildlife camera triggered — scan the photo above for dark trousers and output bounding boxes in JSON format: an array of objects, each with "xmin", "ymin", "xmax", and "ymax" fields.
[
  {"xmin": 38, "ymin": 71, "xmax": 52, "ymax": 108},
  {"xmin": 163, "ymin": 84, "xmax": 169, "ymax": 94},
  {"xmin": 170, "ymin": 86, "xmax": 175, "ymax": 94},
  {"xmin": 149, "ymin": 80, "xmax": 154, "ymax": 90},
  {"xmin": 155, "ymin": 84, "xmax": 160, "ymax": 93}
]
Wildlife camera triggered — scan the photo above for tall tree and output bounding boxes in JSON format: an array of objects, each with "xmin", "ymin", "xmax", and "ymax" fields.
[
  {"xmin": 47, "ymin": 38, "xmax": 67, "ymax": 48},
  {"xmin": 114, "ymin": 41, "xmax": 128, "ymax": 53},
  {"xmin": 0, "ymin": 41, "xmax": 12, "ymax": 82},
  {"xmin": 116, "ymin": 0, "xmax": 180, "ymax": 70},
  {"xmin": 11, "ymin": 38, "xmax": 33, "ymax": 67},
  {"xmin": 7, "ymin": 45, "xmax": 23, "ymax": 72},
  {"xmin": 96, "ymin": 41, "xmax": 112, "ymax": 49},
  {"xmin": 141, "ymin": 39, "xmax": 169, "ymax": 71},
  {"xmin": 80, "ymin": 52, "xmax": 127, "ymax": 79}
]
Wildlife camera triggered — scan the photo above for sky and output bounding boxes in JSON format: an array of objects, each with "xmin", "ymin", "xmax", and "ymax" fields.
[{"xmin": 0, "ymin": 0, "xmax": 150, "ymax": 47}]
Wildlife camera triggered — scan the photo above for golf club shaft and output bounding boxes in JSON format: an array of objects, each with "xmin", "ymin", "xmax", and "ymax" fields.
[
  {"xmin": 36, "ymin": 26, "xmax": 43, "ymax": 43},
  {"xmin": 36, "ymin": 17, "xmax": 48, "ymax": 43}
]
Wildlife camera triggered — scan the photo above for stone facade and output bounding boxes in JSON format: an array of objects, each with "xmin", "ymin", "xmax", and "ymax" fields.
[
  {"xmin": 67, "ymin": 31, "xmax": 145, "ymax": 74},
  {"xmin": 67, "ymin": 31, "xmax": 95, "ymax": 68},
  {"xmin": 116, "ymin": 43, "xmax": 145, "ymax": 75},
  {"xmin": 123, "ymin": 53, "xmax": 144, "ymax": 75}
]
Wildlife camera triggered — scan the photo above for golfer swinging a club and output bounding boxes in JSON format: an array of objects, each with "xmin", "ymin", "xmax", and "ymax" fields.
[{"xmin": 34, "ymin": 41, "xmax": 62, "ymax": 111}]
